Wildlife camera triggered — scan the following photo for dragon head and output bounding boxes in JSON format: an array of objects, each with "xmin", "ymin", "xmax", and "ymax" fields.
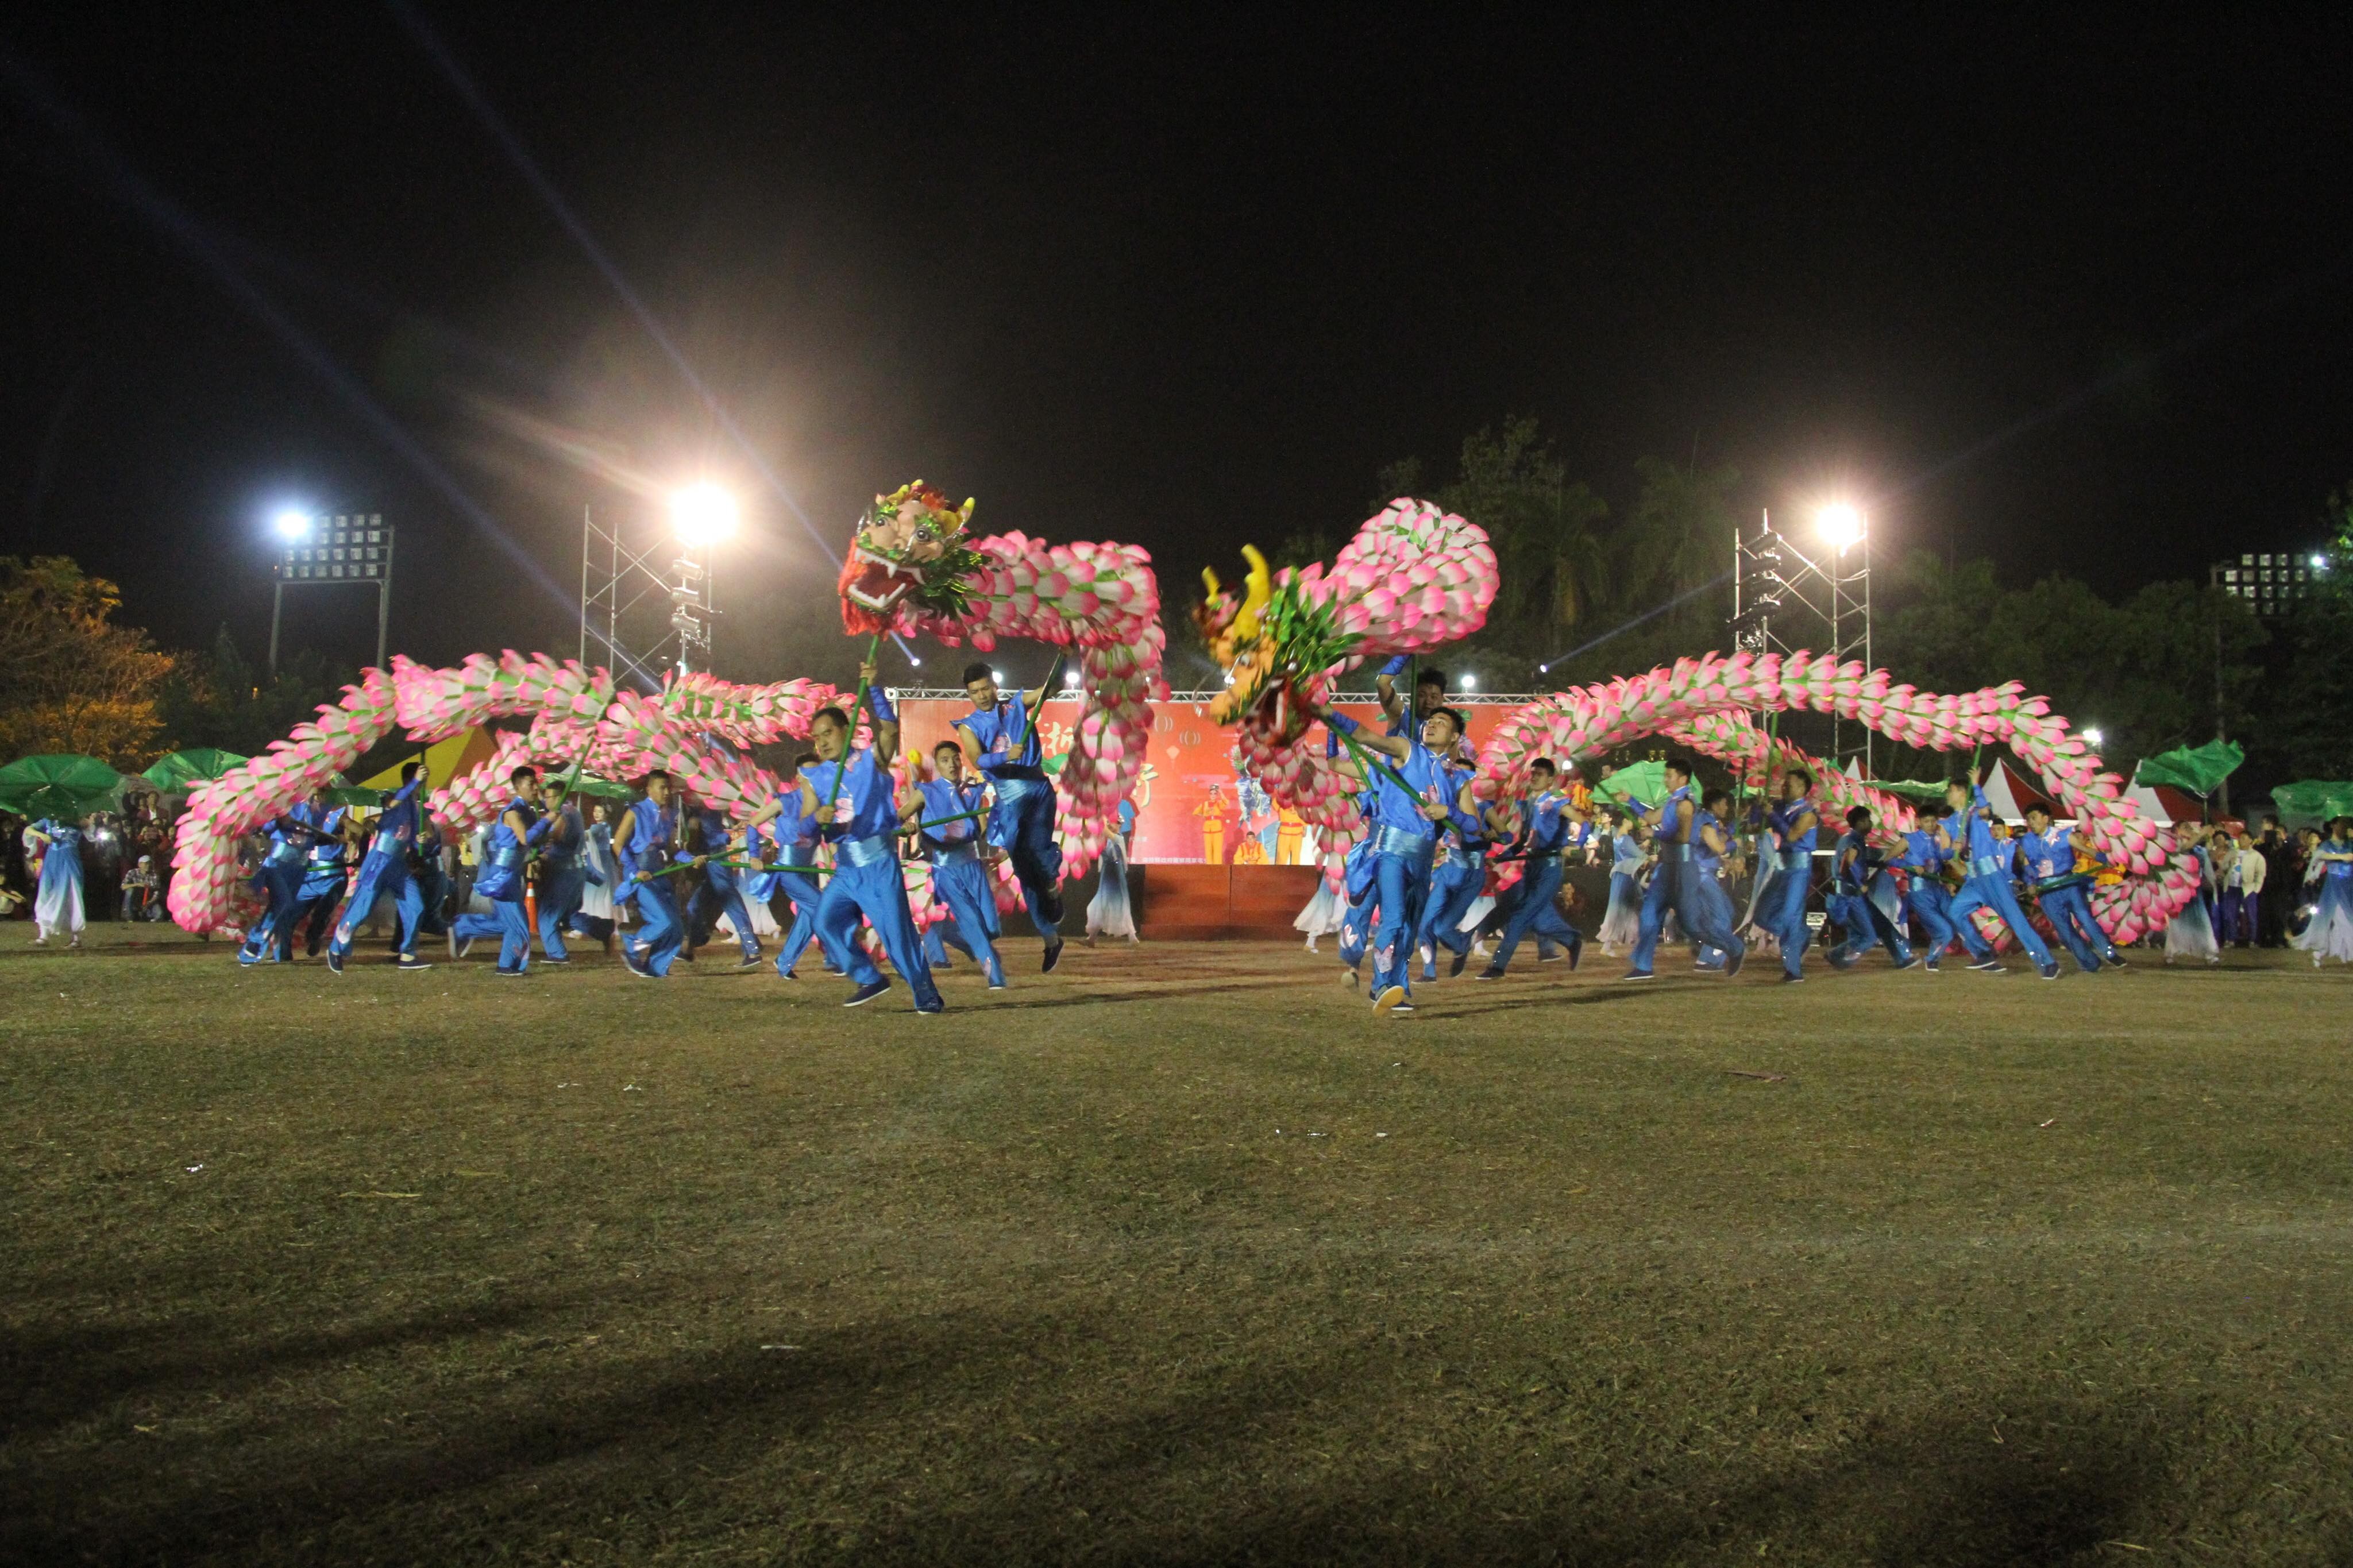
[
  {"xmin": 839, "ymin": 481, "xmax": 983, "ymax": 633},
  {"xmin": 1193, "ymin": 544, "xmax": 1307, "ymax": 731}
]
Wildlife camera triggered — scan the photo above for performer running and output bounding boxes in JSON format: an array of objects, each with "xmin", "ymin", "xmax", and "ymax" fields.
[
  {"xmin": 1944, "ymin": 775, "xmax": 2062, "ymax": 979},
  {"xmin": 238, "ymin": 804, "xmax": 316, "ymax": 965},
  {"xmin": 1688, "ymin": 788, "xmax": 1744, "ymax": 971},
  {"xmin": 1756, "ymin": 769, "xmax": 1820, "ymax": 983},
  {"xmin": 1419, "ymin": 715, "xmax": 1506, "ymax": 979},
  {"xmin": 287, "ymin": 785, "xmax": 350, "ymax": 958},
  {"xmin": 1478, "ymin": 757, "xmax": 1585, "ymax": 979},
  {"xmin": 326, "ymin": 761, "xmax": 433, "ymax": 973},
  {"xmin": 616, "ymin": 770, "xmax": 694, "ymax": 979},
  {"xmin": 1824, "ymin": 805, "xmax": 1918, "ymax": 970},
  {"xmin": 1895, "ymin": 805, "xmax": 1980, "ymax": 972},
  {"xmin": 534, "ymin": 777, "xmax": 588, "ymax": 964},
  {"xmin": 732, "ymin": 752, "xmax": 831, "ymax": 979},
  {"xmin": 25, "ymin": 813, "xmax": 86, "ymax": 948},
  {"xmin": 682, "ymin": 789, "xmax": 765, "ymax": 971},
  {"xmin": 2018, "ymin": 804, "xmax": 2124, "ymax": 972},
  {"xmin": 1626, "ymin": 760, "xmax": 1746, "ymax": 980},
  {"xmin": 1318, "ymin": 701, "xmax": 1452, "ymax": 1015},
  {"xmin": 448, "ymin": 766, "xmax": 553, "ymax": 975},
  {"xmin": 804, "ymin": 663, "xmax": 943, "ymax": 1010},
  {"xmin": 956, "ymin": 662, "xmax": 1066, "ymax": 971},
  {"xmin": 910, "ymin": 739, "xmax": 1006, "ymax": 987}
]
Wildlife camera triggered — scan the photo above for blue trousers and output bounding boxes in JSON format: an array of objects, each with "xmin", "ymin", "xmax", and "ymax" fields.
[
  {"xmin": 1903, "ymin": 881, "xmax": 1984, "ymax": 965},
  {"xmin": 1368, "ymin": 845, "xmax": 1434, "ymax": 997},
  {"xmin": 412, "ymin": 866, "xmax": 449, "ymax": 934},
  {"xmin": 1491, "ymin": 857, "xmax": 1580, "ymax": 971},
  {"xmin": 539, "ymin": 864, "xmax": 585, "ymax": 959},
  {"xmin": 687, "ymin": 870, "xmax": 759, "ymax": 959},
  {"xmin": 330, "ymin": 853, "xmax": 421, "ymax": 957},
  {"xmin": 453, "ymin": 898, "xmax": 534, "ymax": 971},
  {"xmin": 1692, "ymin": 867, "xmax": 1739, "ymax": 968},
  {"xmin": 1416, "ymin": 854, "xmax": 1486, "ymax": 975},
  {"xmin": 245, "ymin": 860, "xmax": 304, "ymax": 961},
  {"xmin": 924, "ymin": 853, "xmax": 1004, "ymax": 987},
  {"xmin": 1757, "ymin": 862, "xmax": 1813, "ymax": 979},
  {"xmin": 1631, "ymin": 856, "xmax": 1746, "ymax": 974},
  {"xmin": 817, "ymin": 855, "xmax": 942, "ymax": 1007},
  {"xmin": 773, "ymin": 871, "xmax": 823, "ymax": 975},
  {"xmin": 2036, "ymin": 883, "xmax": 2113, "ymax": 971},
  {"xmin": 1337, "ymin": 883, "xmax": 1380, "ymax": 971},
  {"xmin": 989, "ymin": 778, "xmax": 1063, "ymax": 939},
  {"xmin": 1948, "ymin": 874, "xmax": 2055, "ymax": 969},
  {"xmin": 1829, "ymin": 884, "xmax": 1913, "ymax": 966},
  {"xmin": 626, "ymin": 879, "xmax": 685, "ymax": 976}
]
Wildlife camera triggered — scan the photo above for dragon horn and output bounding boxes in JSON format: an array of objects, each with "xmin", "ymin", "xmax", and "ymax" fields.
[
  {"xmin": 958, "ymin": 497, "xmax": 975, "ymax": 522},
  {"xmin": 1202, "ymin": 565, "xmax": 1224, "ymax": 597},
  {"xmin": 1232, "ymin": 545, "xmax": 1273, "ymax": 641}
]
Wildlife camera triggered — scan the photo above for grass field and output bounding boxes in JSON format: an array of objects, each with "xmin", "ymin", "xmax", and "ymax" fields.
[{"xmin": 5, "ymin": 923, "xmax": 2353, "ymax": 1566}]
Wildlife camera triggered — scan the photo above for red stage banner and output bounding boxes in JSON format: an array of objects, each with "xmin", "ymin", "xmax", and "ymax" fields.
[{"xmin": 894, "ymin": 696, "xmax": 1545, "ymax": 866}]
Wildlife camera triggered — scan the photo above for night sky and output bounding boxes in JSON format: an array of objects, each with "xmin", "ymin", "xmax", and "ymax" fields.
[{"xmin": 4, "ymin": 10, "xmax": 2350, "ymax": 689}]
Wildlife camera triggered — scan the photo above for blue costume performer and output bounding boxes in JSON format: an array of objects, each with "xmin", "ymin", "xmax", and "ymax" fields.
[
  {"xmin": 241, "ymin": 806, "xmax": 327, "ymax": 964},
  {"xmin": 326, "ymin": 764, "xmax": 433, "ymax": 972},
  {"xmin": 534, "ymin": 786, "xmax": 589, "ymax": 962},
  {"xmin": 1895, "ymin": 810, "xmax": 1983, "ymax": 971},
  {"xmin": 616, "ymin": 773, "xmax": 688, "ymax": 978},
  {"xmin": 683, "ymin": 795, "xmax": 764, "ymax": 969},
  {"xmin": 287, "ymin": 791, "xmax": 350, "ymax": 957},
  {"xmin": 2294, "ymin": 818, "xmax": 2353, "ymax": 965},
  {"xmin": 956, "ymin": 662, "xmax": 1064, "ymax": 969},
  {"xmin": 1825, "ymin": 808, "xmax": 1917, "ymax": 970},
  {"xmin": 913, "ymin": 745, "xmax": 1005, "ymax": 988},
  {"xmin": 1756, "ymin": 771, "xmax": 1820, "ymax": 982},
  {"xmin": 806, "ymin": 672, "xmax": 942, "ymax": 1011},
  {"xmin": 2018, "ymin": 806, "xmax": 2121, "ymax": 973},
  {"xmin": 1418, "ymin": 750, "xmax": 1497, "ymax": 980},
  {"xmin": 27, "ymin": 816, "xmax": 86, "ymax": 945},
  {"xmin": 1943, "ymin": 780, "xmax": 2061, "ymax": 979},
  {"xmin": 1627, "ymin": 762, "xmax": 1746, "ymax": 980},
  {"xmin": 1688, "ymin": 793, "xmax": 1742, "ymax": 971},
  {"xmin": 449, "ymin": 767, "xmax": 553, "ymax": 975},
  {"xmin": 1322, "ymin": 701, "xmax": 1455, "ymax": 1014},
  {"xmin": 1479, "ymin": 759, "xmax": 1585, "ymax": 978}
]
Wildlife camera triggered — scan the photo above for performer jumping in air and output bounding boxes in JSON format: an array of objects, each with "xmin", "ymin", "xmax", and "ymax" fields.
[
  {"xmin": 803, "ymin": 663, "xmax": 942, "ymax": 1011},
  {"xmin": 2018, "ymin": 804, "xmax": 2124, "ymax": 972},
  {"xmin": 25, "ymin": 814, "xmax": 86, "ymax": 948},
  {"xmin": 1478, "ymin": 757, "xmax": 1586, "ymax": 979},
  {"xmin": 1625, "ymin": 760, "xmax": 1746, "ymax": 981},
  {"xmin": 1319, "ymin": 700, "xmax": 1453, "ymax": 1015},
  {"xmin": 956, "ymin": 662, "xmax": 1066, "ymax": 972},
  {"xmin": 1824, "ymin": 805, "xmax": 1918, "ymax": 971},
  {"xmin": 448, "ymin": 766, "xmax": 553, "ymax": 976},
  {"xmin": 910, "ymin": 740, "xmax": 1006, "ymax": 987},
  {"xmin": 617, "ymin": 770, "xmax": 695, "ymax": 979},
  {"xmin": 1944, "ymin": 775, "xmax": 2062, "ymax": 979},
  {"xmin": 326, "ymin": 761, "xmax": 433, "ymax": 973}
]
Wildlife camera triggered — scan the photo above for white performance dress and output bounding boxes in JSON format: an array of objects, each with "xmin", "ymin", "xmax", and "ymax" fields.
[{"xmin": 1087, "ymin": 833, "xmax": 1137, "ymax": 941}]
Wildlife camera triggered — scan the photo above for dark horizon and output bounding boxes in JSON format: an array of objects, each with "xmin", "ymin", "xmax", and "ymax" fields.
[{"xmin": 5, "ymin": 9, "xmax": 2350, "ymax": 686}]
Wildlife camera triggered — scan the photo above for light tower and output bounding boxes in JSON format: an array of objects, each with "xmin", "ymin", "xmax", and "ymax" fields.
[{"xmin": 1728, "ymin": 501, "xmax": 1874, "ymax": 774}]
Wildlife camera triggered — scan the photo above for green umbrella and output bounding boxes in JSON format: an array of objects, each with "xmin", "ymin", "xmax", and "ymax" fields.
[
  {"xmin": 142, "ymin": 747, "xmax": 249, "ymax": 793},
  {"xmin": 2272, "ymin": 780, "xmax": 2353, "ymax": 827},
  {"xmin": 553, "ymin": 774, "xmax": 635, "ymax": 800},
  {"xmin": 2134, "ymin": 739, "xmax": 2244, "ymax": 797},
  {"xmin": 0, "ymin": 754, "xmax": 124, "ymax": 821},
  {"xmin": 1868, "ymin": 778, "xmax": 1956, "ymax": 804}
]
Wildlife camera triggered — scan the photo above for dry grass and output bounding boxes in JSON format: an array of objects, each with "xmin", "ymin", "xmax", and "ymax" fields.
[{"xmin": 5, "ymin": 921, "xmax": 2352, "ymax": 1565}]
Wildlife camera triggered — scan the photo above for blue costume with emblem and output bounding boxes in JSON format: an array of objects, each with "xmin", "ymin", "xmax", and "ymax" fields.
[
  {"xmin": 330, "ymin": 775, "xmax": 427, "ymax": 960},
  {"xmin": 1896, "ymin": 824, "xmax": 1981, "ymax": 968},
  {"xmin": 804, "ymin": 743, "xmax": 943, "ymax": 1009},
  {"xmin": 683, "ymin": 802, "xmax": 761, "ymax": 961},
  {"xmin": 1755, "ymin": 794, "xmax": 1820, "ymax": 979},
  {"xmin": 618, "ymin": 795, "xmax": 685, "ymax": 976},
  {"xmin": 1487, "ymin": 786, "xmax": 1584, "ymax": 972},
  {"xmin": 959, "ymin": 692, "xmax": 1062, "ymax": 943},
  {"xmin": 1338, "ymin": 719, "xmax": 1446, "ymax": 1002},
  {"xmin": 534, "ymin": 799, "xmax": 589, "ymax": 960},
  {"xmin": 916, "ymin": 774, "xmax": 1004, "ymax": 987},
  {"xmin": 2018, "ymin": 821, "xmax": 2114, "ymax": 972},
  {"xmin": 1415, "ymin": 759, "xmax": 1491, "ymax": 977},
  {"xmin": 1826, "ymin": 826, "xmax": 1915, "ymax": 968},
  {"xmin": 763, "ymin": 794, "xmax": 826, "ymax": 978},
  {"xmin": 450, "ymin": 794, "xmax": 552, "ymax": 972},
  {"xmin": 1945, "ymin": 787, "xmax": 2057, "ymax": 972},
  {"xmin": 1629, "ymin": 786, "xmax": 1745, "ymax": 975}
]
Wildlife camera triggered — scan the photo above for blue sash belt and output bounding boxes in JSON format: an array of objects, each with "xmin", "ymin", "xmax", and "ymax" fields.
[{"xmin": 836, "ymin": 833, "xmax": 897, "ymax": 869}]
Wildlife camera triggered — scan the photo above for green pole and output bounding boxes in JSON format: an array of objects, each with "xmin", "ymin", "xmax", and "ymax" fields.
[{"xmin": 823, "ymin": 633, "xmax": 886, "ymax": 808}]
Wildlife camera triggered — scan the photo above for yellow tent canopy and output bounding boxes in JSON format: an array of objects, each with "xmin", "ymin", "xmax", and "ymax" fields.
[{"xmin": 360, "ymin": 727, "xmax": 502, "ymax": 791}]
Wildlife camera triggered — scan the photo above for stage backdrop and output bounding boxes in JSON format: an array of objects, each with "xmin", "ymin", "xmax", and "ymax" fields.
[{"xmin": 894, "ymin": 693, "xmax": 1567, "ymax": 866}]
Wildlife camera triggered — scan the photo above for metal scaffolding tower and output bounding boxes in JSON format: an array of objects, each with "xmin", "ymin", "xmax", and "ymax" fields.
[
  {"xmin": 579, "ymin": 505, "xmax": 717, "ymax": 687},
  {"xmin": 1730, "ymin": 507, "xmax": 1873, "ymax": 774}
]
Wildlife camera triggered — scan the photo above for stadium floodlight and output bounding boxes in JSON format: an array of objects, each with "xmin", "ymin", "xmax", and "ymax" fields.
[
  {"xmin": 670, "ymin": 482, "xmax": 738, "ymax": 546},
  {"xmin": 1063, "ymin": 666, "xmax": 1082, "ymax": 688},
  {"xmin": 1458, "ymin": 673, "xmax": 1477, "ymax": 692},
  {"xmin": 1816, "ymin": 502, "xmax": 1866, "ymax": 553},
  {"xmin": 271, "ymin": 506, "xmax": 313, "ymax": 542},
  {"xmin": 2083, "ymin": 726, "xmax": 2104, "ymax": 747},
  {"xmin": 2312, "ymin": 554, "xmax": 2329, "ymax": 573},
  {"xmin": 268, "ymin": 510, "xmax": 394, "ymax": 677}
]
